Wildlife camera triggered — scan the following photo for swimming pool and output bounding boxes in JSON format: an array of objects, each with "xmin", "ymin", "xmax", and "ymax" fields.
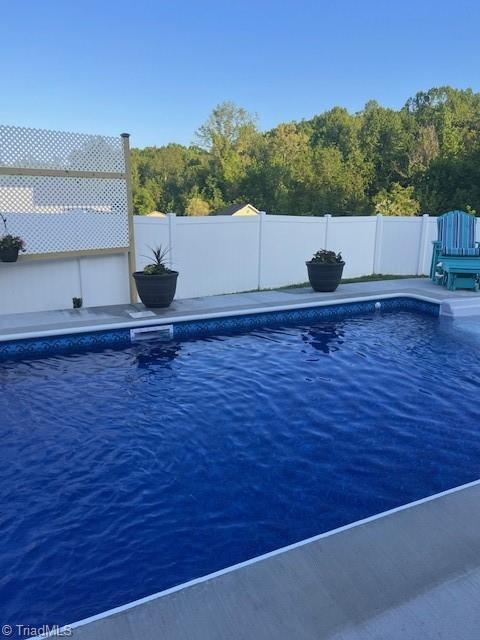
[{"xmin": 1, "ymin": 304, "xmax": 480, "ymax": 628}]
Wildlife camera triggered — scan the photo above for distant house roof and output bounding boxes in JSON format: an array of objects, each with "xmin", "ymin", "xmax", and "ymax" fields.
[{"xmin": 211, "ymin": 203, "xmax": 260, "ymax": 216}]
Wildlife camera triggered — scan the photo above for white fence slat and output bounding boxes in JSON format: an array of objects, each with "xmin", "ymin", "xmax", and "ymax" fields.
[{"xmin": 133, "ymin": 214, "xmax": 434, "ymax": 300}]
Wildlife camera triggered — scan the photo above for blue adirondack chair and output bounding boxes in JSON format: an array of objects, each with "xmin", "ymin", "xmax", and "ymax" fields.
[{"xmin": 430, "ymin": 210, "xmax": 480, "ymax": 290}]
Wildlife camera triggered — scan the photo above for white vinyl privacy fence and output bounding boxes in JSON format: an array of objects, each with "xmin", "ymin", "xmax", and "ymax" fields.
[
  {"xmin": 134, "ymin": 213, "xmax": 440, "ymax": 300},
  {"xmin": 0, "ymin": 124, "xmax": 135, "ymax": 315},
  {"xmin": 0, "ymin": 136, "xmax": 459, "ymax": 317}
]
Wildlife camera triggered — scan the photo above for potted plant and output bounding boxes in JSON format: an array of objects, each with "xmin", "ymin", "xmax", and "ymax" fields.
[
  {"xmin": 0, "ymin": 214, "xmax": 26, "ymax": 262},
  {"xmin": 306, "ymin": 249, "xmax": 345, "ymax": 292},
  {"xmin": 133, "ymin": 246, "xmax": 178, "ymax": 308}
]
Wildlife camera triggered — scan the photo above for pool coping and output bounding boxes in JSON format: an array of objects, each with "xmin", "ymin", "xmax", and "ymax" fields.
[
  {"xmin": 4, "ymin": 276, "xmax": 479, "ymax": 347},
  {"xmin": 0, "ymin": 291, "xmax": 441, "ymax": 344}
]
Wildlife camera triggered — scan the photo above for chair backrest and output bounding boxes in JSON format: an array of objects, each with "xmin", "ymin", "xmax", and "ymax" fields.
[{"xmin": 437, "ymin": 210, "xmax": 476, "ymax": 250}]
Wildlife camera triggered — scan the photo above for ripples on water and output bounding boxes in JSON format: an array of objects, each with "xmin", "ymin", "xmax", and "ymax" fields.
[{"xmin": 1, "ymin": 311, "xmax": 480, "ymax": 626}]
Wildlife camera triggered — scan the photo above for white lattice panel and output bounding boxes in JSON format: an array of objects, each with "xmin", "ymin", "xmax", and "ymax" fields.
[
  {"xmin": 0, "ymin": 125, "xmax": 125, "ymax": 173},
  {"xmin": 0, "ymin": 175, "xmax": 129, "ymax": 254}
]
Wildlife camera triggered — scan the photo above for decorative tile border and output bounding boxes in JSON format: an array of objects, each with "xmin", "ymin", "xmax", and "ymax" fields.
[
  {"xmin": 172, "ymin": 297, "xmax": 439, "ymax": 340},
  {"xmin": 0, "ymin": 297, "xmax": 439, "ymax": 362},
  {"xmin": 0, "ymin": 328, "xmax": 131, "ymax": 361}
]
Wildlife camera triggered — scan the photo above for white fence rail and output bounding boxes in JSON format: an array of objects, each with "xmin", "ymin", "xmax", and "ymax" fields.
[{"xmin": 134, "ymin": 213, "xmax": 439, "ymax": 299}]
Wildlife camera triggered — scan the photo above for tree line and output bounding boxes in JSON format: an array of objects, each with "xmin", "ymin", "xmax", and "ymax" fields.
[{"xmin": 131, "ymin": 87, "xmax": 480, "ymax": 217}]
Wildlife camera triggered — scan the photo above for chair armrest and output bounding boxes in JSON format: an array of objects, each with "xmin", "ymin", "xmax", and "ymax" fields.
[{"xmin": 432, "ymin": 241, "xmax": 442, "ymax": 247}]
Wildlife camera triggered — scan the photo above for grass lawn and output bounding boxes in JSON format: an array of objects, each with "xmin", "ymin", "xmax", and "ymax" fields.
[
  {"xmin": 341, "ymin": 273, "xmax": 425, "ymax": 284},
  {"xmin": 280, "ymin": 274, "xmax": 425, "ymax": 290}
]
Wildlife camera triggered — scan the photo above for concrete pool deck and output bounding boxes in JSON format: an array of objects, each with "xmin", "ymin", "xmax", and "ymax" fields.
[
  {"xmin": 67, "ymin": 480, "xmax": 480, "ymax": 640},
  {"xmin": 1, "ymin": 277, "xmax": 480, "ymax": 341}
]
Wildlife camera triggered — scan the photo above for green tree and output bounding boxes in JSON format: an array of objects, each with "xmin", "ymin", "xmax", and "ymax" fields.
[
  {"xmin": 309, "ymin": 106, "xmax": 361, "ymax": 158},
  {"xmin": 133, "ymin": 186, "xmax": 156, "ymax": 215},
  {"xmin": 359, "ymin": 101, "xmax": 411, "ymax": 194},
  {"xmin": 373, "ymin": 183, "xmax": 420, "ymax": 216},
  {"xmin": 405, "ymin": 87, "xmax": 480, "ymax": 157},
  {"xmin": 130, "ymin": 87, "xmax": 480, "ymax": 218},
  {"xmin": 196, "ymin": 101, "xmax": 258, "ymax": 153},
  {"xmin": 418, "ymin": 151, "xmax": 480, "ymax": 215},
  {"xmin": 185, "ymin": 190, "xmax": 210, "ymax": 216},
  {"xmin": 196, "ymin": 102, "xmax": 261, "ymax": 203}
]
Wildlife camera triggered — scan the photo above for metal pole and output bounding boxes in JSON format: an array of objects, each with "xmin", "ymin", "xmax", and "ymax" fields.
[{"xmin": 121, "ymin": 133, "xmax": 137, "ymax": 304}]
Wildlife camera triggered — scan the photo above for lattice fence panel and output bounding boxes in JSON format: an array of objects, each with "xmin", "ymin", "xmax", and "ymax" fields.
[
  {"xmin": 0, "ymin": 125, "xmax": 125, "ymax": 172},
  {"xmin": 0, "ymin": 175, "xmax": 129, "ymax": 254}
]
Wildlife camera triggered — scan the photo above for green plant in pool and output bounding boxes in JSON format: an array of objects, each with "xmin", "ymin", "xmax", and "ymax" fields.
[
  {"xmin": 142, "ymin": 246, "xmax": 172, "ymax": 275},
  {"xmin": 309, "ymin": 249, "xmax": 343, "ymax": 264}
]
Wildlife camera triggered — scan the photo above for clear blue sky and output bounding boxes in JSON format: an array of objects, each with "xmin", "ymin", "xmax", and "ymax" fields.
[{"xmin": 1, "ymin": 0, "xmax": 479, "ymax": 148}]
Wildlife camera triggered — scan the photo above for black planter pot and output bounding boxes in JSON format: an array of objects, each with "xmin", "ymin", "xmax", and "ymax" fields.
[
  {"xmin": 306, "ymin": 261, "xmax": 345, "ymax": 292},
  {"xmin": 0, "ymin": 247, "xmax": 20, "ymax": 262},
  {"xmin": 133, "ymin": 271, "xmax": 179, "ymax": 308}
]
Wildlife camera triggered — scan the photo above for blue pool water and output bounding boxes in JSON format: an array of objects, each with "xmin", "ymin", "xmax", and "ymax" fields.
[{"xmin": 1, "ymin": 310, "xmax": 480, "ymax": 627}]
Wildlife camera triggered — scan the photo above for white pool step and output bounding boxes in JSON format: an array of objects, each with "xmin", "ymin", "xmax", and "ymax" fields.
[{"xmin": 440, "ymin": 298, "xmax": 480, "ymax": 318}]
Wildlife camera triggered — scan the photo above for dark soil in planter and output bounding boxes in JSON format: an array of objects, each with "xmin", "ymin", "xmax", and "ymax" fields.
[
  {"xmin": 306, "ymin": 261, "xmax": 345, "ymax": 292},
  {"xmin": 133, "ymin": 271, "xmax": 179, "ymax": 308},
  {"xmin": 0, "ymin": 247, "xmax": 20, "ymax": 262}
]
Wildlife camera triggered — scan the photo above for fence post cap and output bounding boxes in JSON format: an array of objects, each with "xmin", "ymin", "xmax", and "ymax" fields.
[{"xmin": 120, "ymin": 133, "xmax": 130, "ymax": 138}]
